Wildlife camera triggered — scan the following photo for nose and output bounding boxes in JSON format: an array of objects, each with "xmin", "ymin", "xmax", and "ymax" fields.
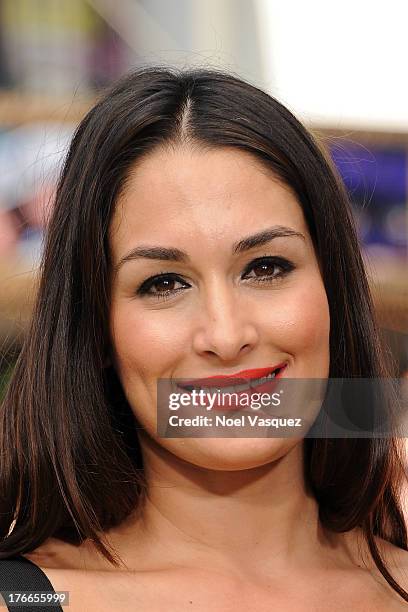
[{"xmin": 192, "ymin": 280, "xmax": 259, "ymax": 363}]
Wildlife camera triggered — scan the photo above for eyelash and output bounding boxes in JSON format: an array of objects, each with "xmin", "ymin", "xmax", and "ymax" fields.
[{"xmin": 136, "ymin": 256, "xmax": 295, "ymax": 302}]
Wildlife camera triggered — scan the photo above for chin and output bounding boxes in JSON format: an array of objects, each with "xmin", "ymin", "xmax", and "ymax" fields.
[{"xmin": 165, "ymin": 436, "xmax": 302, "ymax": 472}]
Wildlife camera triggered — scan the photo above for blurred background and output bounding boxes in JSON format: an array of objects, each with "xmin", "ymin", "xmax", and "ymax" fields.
[{"xmin": 0, "ymin": 0, "xmax": 406, "ymax": 386}]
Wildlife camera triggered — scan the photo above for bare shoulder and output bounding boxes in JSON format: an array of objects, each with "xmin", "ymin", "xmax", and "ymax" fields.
[
  {"xmin": 372, "ymin": 536, "xmax": 408, "ymax": 607},
  {"xmin": 19, "ymin": 541, "xmax": 241, "ymax": 612},
  {"xmin": 19, "ymin": 539, "xmax": 149, "ymax": 612},
  {"xmin": 21, "ymin": 536, "xmax": 110, "ymax": 570},
  {"xmin": 374, "ymin": 535, "xmax": 408, "ymax": 578},
  {"xmin": 19, "ymin": 532, "xmax": 408, "ymax": 611},
  {"xmin": 337, "ymin": 527, "xmax": 408, "ymax": 605},
  {"xmin": 342, "ymin": 528, "xmax": 408, "ymax": 566}
]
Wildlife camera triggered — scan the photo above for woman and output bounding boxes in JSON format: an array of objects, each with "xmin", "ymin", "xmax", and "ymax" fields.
[{"xmin": 0, "ymin": 67, "xmax": 407, "ymax": 610}]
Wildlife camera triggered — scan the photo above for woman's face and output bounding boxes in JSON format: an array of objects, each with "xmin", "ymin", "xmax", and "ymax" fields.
[{"xmin": 108, "ymin": 146, "xmax": 330, "ymax": 470}]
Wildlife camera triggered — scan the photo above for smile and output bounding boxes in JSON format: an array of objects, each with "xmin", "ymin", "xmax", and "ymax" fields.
[{"xmin": 176, "ymin": 364, "xmax": 287, "ymax": 393}]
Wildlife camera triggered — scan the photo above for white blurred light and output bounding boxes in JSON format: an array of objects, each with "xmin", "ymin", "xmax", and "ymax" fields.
[{"xmin": 255, "ymin": 0, "xmax": 408, "ymax": 130}]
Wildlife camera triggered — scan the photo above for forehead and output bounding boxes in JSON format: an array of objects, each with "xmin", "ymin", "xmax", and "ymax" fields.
[{"xmin": 109, "ymin": 146, "xmax": 310, "ymax": 256}]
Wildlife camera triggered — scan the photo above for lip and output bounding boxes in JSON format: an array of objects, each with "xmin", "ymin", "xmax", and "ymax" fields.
[
  {"xmin": 177, "ymin": 362, "xmax": 288, "ymax": 390},
  {"xmin": 175, "ymin": 364, "xmax": 288, "ymax": 412}
]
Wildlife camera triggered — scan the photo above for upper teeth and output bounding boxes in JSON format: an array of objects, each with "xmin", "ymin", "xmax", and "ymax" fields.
[{"xmin": 180, "ymin": 370, "xmax": 278, "ymax": 393}]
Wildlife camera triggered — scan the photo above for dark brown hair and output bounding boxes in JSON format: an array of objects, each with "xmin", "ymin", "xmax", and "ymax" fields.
[{"xmin": 0, "ymin": 67, "xmax": 406, "ymax": 600}]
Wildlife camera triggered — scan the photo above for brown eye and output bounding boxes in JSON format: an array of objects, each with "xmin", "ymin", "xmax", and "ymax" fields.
[
  {"xmin": 152, "ymin": 278, "xmax": 177, "ymax": 292},
  {"xmin": 251, "ymin": 261, "xmax": 278, "ymax": 277},
  {"xmin": 242, "ymin": 256, "xmax": 295, "ymax": 282},
  {"xmin": 137, "ymin": 273, "xmax": 190, "ymax": 299}
]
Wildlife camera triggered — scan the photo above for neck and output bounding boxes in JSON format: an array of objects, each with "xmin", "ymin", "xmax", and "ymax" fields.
[{"xmin": 101, "ymin": 435, "xmax": 338, "ymax": 577}]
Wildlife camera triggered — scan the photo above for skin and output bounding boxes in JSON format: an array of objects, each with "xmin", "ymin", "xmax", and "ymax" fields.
[
  {"xmin": 23, "ymin": 146, "xmax": 408, "ymax": 610},
  {"xmin": 108, "ymin": 145, "xmax": 330, "ymax": 471}
]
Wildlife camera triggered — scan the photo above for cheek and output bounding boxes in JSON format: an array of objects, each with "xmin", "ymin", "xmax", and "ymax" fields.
[
  {"xmin": 263, "ymin": 277, "xmax": 330, "ymax": 367},
  {"xmin": 109, "ymin": 301, "xmax": 188, "ymax": 379}
]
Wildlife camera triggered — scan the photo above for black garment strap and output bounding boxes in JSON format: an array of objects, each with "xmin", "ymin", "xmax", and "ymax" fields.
[{"xmin": 0, "ymin": 555, "xmax": 63, "ymax": 611}]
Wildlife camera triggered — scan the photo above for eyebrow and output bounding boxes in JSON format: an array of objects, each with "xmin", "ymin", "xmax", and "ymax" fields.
[{"xmin": 114, "ymin": 225, "xmax": 306, "ymax": 274}]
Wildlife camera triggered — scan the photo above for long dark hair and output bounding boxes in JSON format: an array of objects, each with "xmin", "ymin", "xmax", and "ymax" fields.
[{"xmin": 0, "ymin": 67, "xmax": 406, "ymax": 600}]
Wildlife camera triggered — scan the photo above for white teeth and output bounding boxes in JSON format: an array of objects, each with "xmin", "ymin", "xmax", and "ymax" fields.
[
  {"xmin": 219, "ymin": 382, "xmax": 252, "ymax": 394},
  {"xmin": 180, "ymin": 370, "xmax": 278, "ymax": 393},
  {"xmin": 248, "ymin": 371, "xmax": 276, "ymax": 390}
]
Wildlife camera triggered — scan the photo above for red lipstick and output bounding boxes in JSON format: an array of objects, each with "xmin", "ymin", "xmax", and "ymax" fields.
[{"xmin": 178, "ymin": 362, "xmax": 287, "ymax": 389}]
